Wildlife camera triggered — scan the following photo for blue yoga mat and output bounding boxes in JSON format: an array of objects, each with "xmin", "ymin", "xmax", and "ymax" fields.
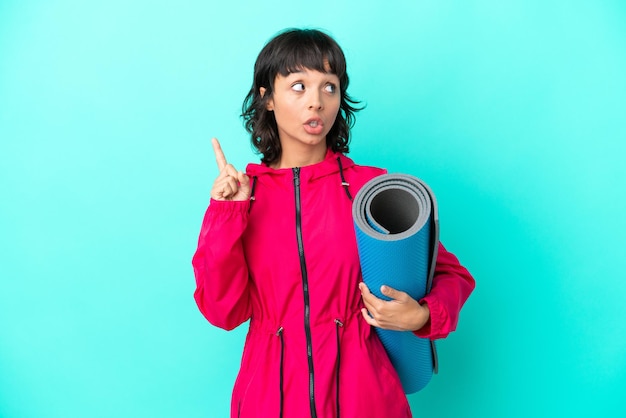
[{"xmin": 352, "ymin": 173, "xmax": 439, "ymax": 394}]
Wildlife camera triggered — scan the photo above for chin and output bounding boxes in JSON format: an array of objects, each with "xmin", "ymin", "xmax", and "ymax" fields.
[{"xmin": 304, "ymin": 138, "xmax": 327, "ymax": 147}]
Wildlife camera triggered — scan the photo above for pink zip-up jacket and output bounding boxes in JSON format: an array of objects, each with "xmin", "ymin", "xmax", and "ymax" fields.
[{"xmin": 192, "ymin": 150, "xmax": 475, "ymax": 418}]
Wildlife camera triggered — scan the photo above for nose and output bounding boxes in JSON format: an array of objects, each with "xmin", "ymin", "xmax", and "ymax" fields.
[{"xmin": 308, "ymin": 90, "xmax": 323, "ymax": 110}]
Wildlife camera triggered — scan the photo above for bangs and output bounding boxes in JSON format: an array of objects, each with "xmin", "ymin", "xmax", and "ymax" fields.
[{"xmin": 276, "ymin": 45, "xmax": 345, "ymax": 78}]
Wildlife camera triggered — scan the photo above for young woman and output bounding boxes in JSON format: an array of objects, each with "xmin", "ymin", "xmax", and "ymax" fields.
[{"xmin": 192, "ymin": 28, "xmax": 475, "ymax": 418}]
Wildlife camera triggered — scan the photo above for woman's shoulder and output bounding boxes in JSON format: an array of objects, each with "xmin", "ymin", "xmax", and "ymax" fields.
[{"xmin": 342, "ymin": 155, "xmax": 386, "ymax": 176}]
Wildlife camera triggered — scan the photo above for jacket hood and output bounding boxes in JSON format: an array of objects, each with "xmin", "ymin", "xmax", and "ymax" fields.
[{"xmin": 245, "ymin": 148, "xmax": 355, "ymax": 183}]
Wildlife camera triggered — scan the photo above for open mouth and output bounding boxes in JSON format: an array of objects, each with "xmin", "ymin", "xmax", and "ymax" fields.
[{"xmin": 303, "ymin": 118, "xmax": 324, "ymax": 135}]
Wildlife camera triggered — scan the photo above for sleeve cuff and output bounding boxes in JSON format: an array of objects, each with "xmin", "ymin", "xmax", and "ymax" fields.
[
  {"xmin": 208, "ymin": 198, "xmax": 251, "ymax": 214},
  {"xmin": 414, "ymin": 296, "xmax": 448, "ymax": 339}
]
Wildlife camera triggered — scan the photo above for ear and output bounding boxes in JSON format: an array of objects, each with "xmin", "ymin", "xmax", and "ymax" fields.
[{"xmin": 260, "ymin": 87, "xmax": 274, "ymax": 111}]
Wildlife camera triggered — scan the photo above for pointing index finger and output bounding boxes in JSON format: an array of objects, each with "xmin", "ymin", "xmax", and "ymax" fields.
[{"xmin": 212, "ymin": 138, "xmax": 228, "ymax": 171}]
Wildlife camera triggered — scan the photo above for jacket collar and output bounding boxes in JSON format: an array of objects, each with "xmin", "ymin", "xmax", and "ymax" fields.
[{"xmin": 246, "ymin": 148, "xmax": 355, "ymax": 182}]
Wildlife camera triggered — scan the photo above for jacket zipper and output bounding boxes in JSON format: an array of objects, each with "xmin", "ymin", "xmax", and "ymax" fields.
[{"xmin": 293, "ymin": 167, "xmax": 318, "ymax": 418}]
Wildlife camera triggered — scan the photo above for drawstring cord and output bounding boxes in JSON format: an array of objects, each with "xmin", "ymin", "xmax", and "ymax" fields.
[
  {"xmin": 336, "ymin": 157, "xmax": 352, "ymax": 201},
  {"xmin": 248, "ymin": 176, "xmax": 258, "ymax": 213},
  {"xmin": 334, "ymin": 319, "xmax": 344, "ymax": 418},
  {"xmin": 276, "ymin": 326, "xmax": 285, "ymax": 418}
]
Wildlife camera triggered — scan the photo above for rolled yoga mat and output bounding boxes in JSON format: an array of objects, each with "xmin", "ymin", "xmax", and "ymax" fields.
[{"xmin": 352, "ymin": 173, "xmax": 439, "ymax": 394}]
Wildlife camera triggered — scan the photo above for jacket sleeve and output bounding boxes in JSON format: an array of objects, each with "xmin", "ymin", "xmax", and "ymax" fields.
[
  {"xmin": 414, "ymin": 242, "xmax": 475, "ymax": 340},
  {"xmin": 192, "ymin": 198, "xmax": 252, "ymax": 330}
]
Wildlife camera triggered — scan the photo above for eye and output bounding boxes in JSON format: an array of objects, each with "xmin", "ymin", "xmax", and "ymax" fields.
[
  {"xmin": 324, "ymin": 83, "xmax": 337, "ymax": 94},
  {"xmin": 292, "ymin": 82, "xmax": 305, "ymax": 92}
]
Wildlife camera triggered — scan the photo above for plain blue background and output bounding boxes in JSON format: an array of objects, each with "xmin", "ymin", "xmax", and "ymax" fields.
[{"xmin": 1, "ymin": 1, "xmax": 625, "ymax": 417}]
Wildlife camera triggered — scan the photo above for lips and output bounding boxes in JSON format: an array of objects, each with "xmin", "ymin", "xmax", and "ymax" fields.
[{"xmin": 303, "ymin": 118, "xmax": 324, "ymax": 135}]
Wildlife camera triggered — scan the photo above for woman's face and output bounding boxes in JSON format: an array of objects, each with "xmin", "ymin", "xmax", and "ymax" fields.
[{"xmin": 263, "ymin": 66, "xmax": 341, "ymax": 160}]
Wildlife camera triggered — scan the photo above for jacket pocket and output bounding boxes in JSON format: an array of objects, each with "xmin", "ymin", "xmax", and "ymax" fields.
[
  {"xmin": 234, "ymin": 327, "xmax": 282, "ymax": 418},
  {"xmin": 367, "ymin": 336, "xmax": 412, "ymax": 414},
  {"xmin": 232, "ymin": 331, "xmax": 263, "ymax": 417}
]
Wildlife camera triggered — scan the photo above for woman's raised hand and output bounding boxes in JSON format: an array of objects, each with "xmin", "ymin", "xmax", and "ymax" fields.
[{"xmin": 210, "ymin": 138, "xmax": 251, "ymax": 201}]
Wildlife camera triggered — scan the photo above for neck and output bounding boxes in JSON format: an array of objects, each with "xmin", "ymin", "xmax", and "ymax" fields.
[{"xmin": 272, "ymin": 143, "xmax": 328, "ymax": 169}]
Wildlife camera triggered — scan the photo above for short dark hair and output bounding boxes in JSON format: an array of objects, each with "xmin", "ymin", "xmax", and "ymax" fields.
[{"xmin": 241, "ymin": 28, "xmax": 362, "ymax": 165}]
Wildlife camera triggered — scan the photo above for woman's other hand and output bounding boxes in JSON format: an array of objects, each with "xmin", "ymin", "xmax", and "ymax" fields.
[{"xmin": 359, "ymin": 282, "xmax": 430, "ymax": 332}]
